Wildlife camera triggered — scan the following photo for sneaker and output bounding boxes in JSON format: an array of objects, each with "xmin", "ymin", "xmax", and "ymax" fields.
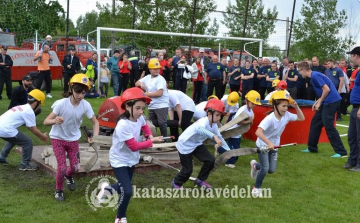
[
  {"xmin": 225, "ymin": 164, "xmax": 236, "ymax": 168},
  {"xmin": 65, "ymin": 175, "xmax": 76, "ymax": 191},
  {"xmin": 46, "ymin": 94, "xmax": 53, "ymax": 98},
  {"xmin": 114, "ymin": 217, "xmax": 127, "ymax": 223},
  {"xmin": 250, "ymin": 160, "xmax": 259, "ymax": 179},
  {"xmin": 97, "ymin": 182, "xmax": 113, "ymax": 203},
  {"xmin": 0, "ymin": 159, "xmax": 8, "ymax": 166},
  {"xmin": 349, "ymin": 167, "xmax": 360, "ymax": 172},
  {"xmin": 343, "ymin": 162, "xmax": 356, "ymax": 169},
  {"xmin": 19, "ymin": 162, "xmax": 39, "ymax": 171},
  {"xmin": 331, "ymin": 153, "xmax": 347, "ymax": 158},
  {"xmin": 301, "ymin": 148, "xmax": 310, "ymax": 153},
  {"xmin": 54, "ymin": 190, "xmax": 64, "ymax": 201},
  {"xmin": 171, "ymin": 180, "xmax": 183, "ymax": 189},
  {"xmin": 194, "ymin": 179, "xmax": 211, "ymax": 190},
  {"xmin": 251, "ymin": 187, "xmax": 263, "ymax": 198}
]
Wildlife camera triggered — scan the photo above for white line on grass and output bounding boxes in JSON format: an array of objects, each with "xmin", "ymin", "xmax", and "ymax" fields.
[
  {"xmin": 340, "ymin": 134, "xmax": 348, "ymax": 137},
  {"xmin": 336, "ymin": 124, "xmax": 349, "ymax": 128}
]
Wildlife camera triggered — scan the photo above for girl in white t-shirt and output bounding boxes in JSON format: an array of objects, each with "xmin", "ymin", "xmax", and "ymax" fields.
[
  {"xmin": 98, "ymin": 87, "xmax": 163, "ymax": 223},
  {"xmin": 172, "ymin": 99, "xmax": 230, "ymax": 190},
  {"xmin": 217, "ymin": 90, "xmax": 262, "ymax": 168},
  {"xmin": 44, "ymin": 74, "xmax": 100, "ymax": 202},
  {"xmin": 250, "ymin": 91, "xmax": 304, "ymax": 197}
]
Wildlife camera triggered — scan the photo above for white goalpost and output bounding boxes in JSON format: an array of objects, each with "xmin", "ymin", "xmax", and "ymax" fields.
[{"xmin": 95, "ymin": 27, "xmax": 263, "ymax": 88}]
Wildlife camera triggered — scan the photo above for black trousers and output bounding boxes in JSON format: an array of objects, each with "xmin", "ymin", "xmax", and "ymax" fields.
[
  {"xmin": 207, "ymin": 79, "xmax": 223, "ymax": 99},
  {"xmin": 230, "ymin": 84, "xmax": 240, "ymax": 93},
  {"xmin": 307, "ymin": 101, "xmax": 347, "ymax": 155},
  {"xmin": 120, "ymin": 73, "xmax": 129, "ymax": 95},
  {"xmin": 192, "ymin": 81, "xmax": 203, "ymax": 104},
  {"xmin": 174, "ymin": 145, "xmax": 215, "ymax": 185},
  {"xmin": 241, "ymin": 83, "xmax": 253, "ymax": 102},
  {"xmin": 129, "ymin": 69, "xmax": 139, "ymax": 87},
  {"xmin": 259, "ymin": 86, "xmax": 267, "ymax": 100},
  {"xmin": 36, "ymin": 70, "xmax": 52, "ymax": 94},
  {"xmin": 169, "ymin": 110, "xmax": 194, "ymax": 141},
  {"xmin": 0, "ymin": 69, "xmax": 12, "ymax": 99},
  {"xmin": 63, "ymin": 71, "xmax": 75, "ymax": 93}
]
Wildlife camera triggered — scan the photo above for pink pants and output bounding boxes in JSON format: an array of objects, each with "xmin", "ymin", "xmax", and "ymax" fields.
[{"xmin": 51, "ymin": 139, "xmax": 80, "ymax": 190}]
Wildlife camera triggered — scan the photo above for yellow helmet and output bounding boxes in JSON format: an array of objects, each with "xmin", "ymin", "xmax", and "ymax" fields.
[
  {"xmin": 269, "ymin": 90, "xmax": 294, "ymax": 105},
  {"xmin": 207, "ymin": 95, "xmax": 218, "ymax": 101},
  {"xmin": 28, "ymin": 89, "xmax": 45, "ymax": 105},
  {"xmin": 227, "ymin": 92, "xmax": 240, "ymax": 106},
  {"xmin": 148, "ymin": 59, "xmax": 162, "ymax": 69},
  {"xmin": 245, "ymin": 90, "xmax": 261, "ymax": 105},
  {"xmin": 272, "ymin": 79, "xmax": 280, "ymax": 88},
  {"xmin": 69, "ymin": 73, "xmax": 91, "ymax": 89}
]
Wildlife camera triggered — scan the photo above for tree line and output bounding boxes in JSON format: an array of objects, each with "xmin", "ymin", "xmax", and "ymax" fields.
[{"xmin": 0, "ymin": 0, "xmax": 355, "ymax": 62}]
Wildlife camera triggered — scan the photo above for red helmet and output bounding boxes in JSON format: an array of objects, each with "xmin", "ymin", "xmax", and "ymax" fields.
[
  {"xmin": 120, "ymin": 87, "xmax": 152, "ymax": 109},
  {"xmin": 277, "ymin": 80, "xmax": 287, "ymax": 90},
  {"xmin": 204, "ymin": 99, "xmax": 225, "ymax": 115}
]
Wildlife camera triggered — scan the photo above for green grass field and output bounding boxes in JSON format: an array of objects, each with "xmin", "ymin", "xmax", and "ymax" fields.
[{"xmin": 0, "ymin": 81, "xmax": 359, "ymax": 223}]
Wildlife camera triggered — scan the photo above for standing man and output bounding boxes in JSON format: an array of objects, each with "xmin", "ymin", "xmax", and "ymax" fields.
[
  {"xmin": 0, "ymin": 46, "xmax": 13, "ymax": 100},
  {"xmin": 284, "ymin": 60, "xmax": 299, "ymax": 99},
  {"xmin": 8, "ymin": 75, "xmax": 41, "ymax": 116},
  {"xmin": 258, "ymin": 58, "xmax": 271, "ymax": 99},
  {"xmin": 171, "ymin": 48, "xmax": 182, "ymax": 88},
  {"xmin": 129, "ymin": 50, "xmax": 139, "ymax": 87},
  {"xmin": 204, "ymin": 55, "xmax": 226, "ymax": 99},
  {"xmin": 279, "ymin": 56, "xmax": 289, "ymax": 80},
  {"xmin": 34, "ymin": 44, "xmax": 53, "ymax": 98},
  {"xmin": 107, "ymin": 50, "xmax": 121, "ymax": 96},
  {"xmin": 344, "ymin": 47, "xmax": 360, "ymax": 171},
  {"xmin": 62, "ymin": 48, "xmax": 80, "ymax": 97},
  {"xmin": 308, "ymin": 56, "xmax": 326, "ymax": 100},
  {"xmin": 298, "ymin": 61, "xmax": 347, "ymax": 158},
  {"xmin": 325, "ymin": 59, "xmax": 344, "ymax": 121},
  {"xmin": 199, "ymin": 48, "xmax": 210, "ymax": 102}
]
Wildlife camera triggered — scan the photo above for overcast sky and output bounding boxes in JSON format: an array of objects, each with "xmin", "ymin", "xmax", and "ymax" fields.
[{"xmin": 52, "ymin": 0, "xmax": 359, "ymax": 48}]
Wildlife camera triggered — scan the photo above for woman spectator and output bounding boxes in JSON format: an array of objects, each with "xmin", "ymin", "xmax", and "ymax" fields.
[
  {"xmin": 252, "ymin": 59, "xmax": 260, "ymax": 91},
  {"xmin": 175, "ymin": 55, "xmax": 189, "ymax": 93},
  {"xmin": 192, "ymin": 57, "xmax": 203, "ymax": 104},
  {"xmin": 118, "ymin": 54, "xmax": 132, "ymax": 95}
]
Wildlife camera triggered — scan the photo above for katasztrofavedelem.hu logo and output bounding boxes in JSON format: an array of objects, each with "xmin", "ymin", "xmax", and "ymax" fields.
[{"xmin": 85, "ymin": 175, "xmax": 119, "ymax": 211}]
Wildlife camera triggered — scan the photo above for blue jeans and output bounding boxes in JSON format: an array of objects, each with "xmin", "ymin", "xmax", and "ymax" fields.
[
  {"xmin": 255, "ymin": 150, "xmax": 277, "ymax": 188},
  {"xmin": 201, "ymin": 82, "xmax": 208, "ymax": 102},
  {"xmin": 111, "ymin": 72, "xmax": 120, "ymax": 96},
  {"xmin": 307, "ymin": 100, "xmax": 347, "ymax": 155},
  {"xmin": 0, "ymin": 131, "xmax": 33, "ymax": 165},
  {"xmin": 111, "ymin": 166, "xmax": 134, "ymax": 219},
  {"xmin": 347, "ymin": 107, "xmax": 360, "ymax": 167}
]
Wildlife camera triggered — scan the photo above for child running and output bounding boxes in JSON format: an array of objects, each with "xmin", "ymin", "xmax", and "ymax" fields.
[
  {"xmin": 250, "ymin": 91, "xmax": 304, "ymax": 197},
  {"xmin": 43, "ymin": 74, "xmax": 99, "ymax": 201},
  {"xmin": 172, "ymin": 99, "xmax": 231, "ymax": 189},
  {"xmin": 97, "ymin": 87, "xmax": 163, "ymax": 223},
  {"xmin": 217, "ymin": 90, "xmax": 261, "ymax": 168}
]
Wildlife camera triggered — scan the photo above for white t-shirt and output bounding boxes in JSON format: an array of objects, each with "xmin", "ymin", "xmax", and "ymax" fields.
[
  {"xmin": 340, "ymin": 72, "xmax": 349, "ymax": 94},
  {"xmin": 139, "ymin": 74, "xmax": 169, "ymax": 109},
  {"xmin": 265, "ymin": 90, "xmax": 290, "ymax": 100},
  {"xmin": 168, "ymin": 89, "xmax": 195, "ymax": 112},
  {"xmin": 221, "ymin": 95, "xmax": 239, "ymax": 113},
  {"xmin": 228, "ymin": 105, "xmax": 254, "ymax": 138},
  {"xmin": 176, "ymin": 117, "xmax": 221, "ymax": 154},
  {"xmin": 0, "ymin": 104, "xmax": 36, "ymax": 138},
  {"xmin": 255, "ymin": 111, "xmax": 297, "ymax": 148},
  {"xmin": 49, "ymin": 98, "xmax": 94, "ymax": 141},
  {"xmin": 193, "ymin": 101, "xmax": 207, "ymax": 121},
  {"xmin": 109, "ymin": 116, "xmax": 146, "ymax": 167}
]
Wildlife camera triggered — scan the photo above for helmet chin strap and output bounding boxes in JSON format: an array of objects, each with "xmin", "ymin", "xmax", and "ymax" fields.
[{"xmin": 274, "ymin": 101, "xmax": 283, "ymax": 116}]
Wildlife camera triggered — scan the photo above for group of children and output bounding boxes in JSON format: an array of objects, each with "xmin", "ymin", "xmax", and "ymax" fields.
[{"xmin": 0, "ymin": 57, "xmax": 305, "ymax": 223}]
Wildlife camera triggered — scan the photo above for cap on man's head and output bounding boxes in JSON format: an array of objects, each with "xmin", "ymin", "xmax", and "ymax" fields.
[
  {"xmin": 22, "ymin": 75, "xmax": 33, "ymax": 81},
  {"xmin": 199, "ymin": 48, "xmax": 204, "ymax": 53},
  {"xmin": 114, "ymin": 50, "xmax": 120, "ymax": 54},
  {"xmin": 46, "ymin": 35, "xmax": 52, "ymax": 39},
  {"xmin": 346, "ymin": 46, "xmax": 360, "ymax": 55},
  {"xmin": 68, "ymin": 47, "xmax": 75, "ymax": 51},
  {"xmin": 2, "ymin": 46, "xmax": 7, "ymax": 51}
]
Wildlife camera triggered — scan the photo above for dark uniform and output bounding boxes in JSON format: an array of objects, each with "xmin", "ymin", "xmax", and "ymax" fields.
[{"xmin": 0, "ymin": 47, "xmax": 13, "ymax": 100}]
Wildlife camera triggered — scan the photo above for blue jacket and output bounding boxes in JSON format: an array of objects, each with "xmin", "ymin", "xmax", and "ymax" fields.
[{"xmin": 107, "ymin": 56, "xmax": 120, "ymax": 73}]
